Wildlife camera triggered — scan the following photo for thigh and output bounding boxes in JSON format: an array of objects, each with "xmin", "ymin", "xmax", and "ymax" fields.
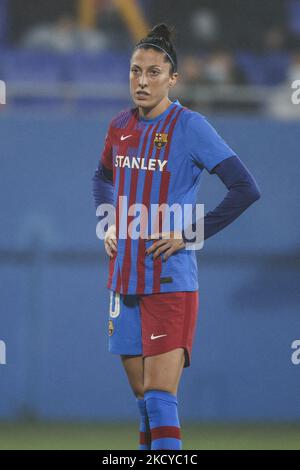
[
  {"xmin": 144, "ymin": 348, "xmax": 185, "ymax": 395},
  {"xmin": 121, "ymin": 355, "xmax": 144, "ymax": 399},
  {"xmin": 108, "ymin": 290, "xmax": 142, "ymax": 356}
]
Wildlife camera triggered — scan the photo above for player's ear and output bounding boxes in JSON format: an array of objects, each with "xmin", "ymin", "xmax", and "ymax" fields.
[{"xmin": 168, "ymin": 72, "xmax": 178, "ymax": 88}]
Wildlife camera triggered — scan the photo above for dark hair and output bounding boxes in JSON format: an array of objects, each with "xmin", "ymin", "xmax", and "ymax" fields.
[{"xmin": 133, "ymin": 23, "xmax": 178, "ymax": 74}]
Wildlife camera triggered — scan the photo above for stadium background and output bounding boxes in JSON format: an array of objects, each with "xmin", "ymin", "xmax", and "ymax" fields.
[{"xmin": 0, "ymin": 0, "xmax": 300, "ymax": 450}]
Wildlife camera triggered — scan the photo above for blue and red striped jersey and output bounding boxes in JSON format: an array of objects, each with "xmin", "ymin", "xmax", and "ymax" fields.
[{"xmin": 99, "ymin": 99, "xmax": 236, "ymax": 294}]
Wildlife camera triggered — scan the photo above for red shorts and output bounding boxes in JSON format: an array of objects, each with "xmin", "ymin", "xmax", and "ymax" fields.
[{"xmin": 140, "ymin": 290, "xmax": 199, "ymax": 368}]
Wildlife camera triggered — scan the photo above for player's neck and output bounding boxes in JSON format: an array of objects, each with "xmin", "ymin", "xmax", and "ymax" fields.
[{"xmin": 138, "ymin": 97, "xmax": 172, "ymax": 120}]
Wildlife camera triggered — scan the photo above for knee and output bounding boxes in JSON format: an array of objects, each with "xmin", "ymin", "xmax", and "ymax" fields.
[
  {"xmin": 144, "ymin": 384, "xmax": 176, "ymax": 396},
  {"xmin": 132, "ymin": 385, "xmax": 145, "ymax": 400}
]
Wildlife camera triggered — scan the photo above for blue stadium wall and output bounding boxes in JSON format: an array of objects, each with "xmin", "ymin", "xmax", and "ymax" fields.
[{"xmin": 0, "ymin": 111, "xmax": 299, "ymax": 421}]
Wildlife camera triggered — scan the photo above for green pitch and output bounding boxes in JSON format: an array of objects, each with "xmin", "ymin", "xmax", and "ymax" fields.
[{"xmin": 0, "ymin": 422, "xmax": 299, "ymax": 450}]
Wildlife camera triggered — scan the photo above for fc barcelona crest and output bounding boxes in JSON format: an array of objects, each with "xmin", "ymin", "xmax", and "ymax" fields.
[
  {"xmin": 109, "ymin": 320, "xmax": 114, "ymax": 336},
  {"xmin": 154, "ymin": 132, "xmax": 168, "ymax": 149}
]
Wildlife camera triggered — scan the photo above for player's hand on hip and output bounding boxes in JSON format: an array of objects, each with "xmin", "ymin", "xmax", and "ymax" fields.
[
  {"xmin": 104, "ymin": 224, "xmax": 117, "ymax": 257},
  {"xmin": 145, "ymin": 231, "xmax": 185, "ymax": 261}
]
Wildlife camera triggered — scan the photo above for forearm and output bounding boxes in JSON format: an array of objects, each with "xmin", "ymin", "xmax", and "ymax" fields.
[
  {"xmin": 204, "ymin": 181, "xmax": 260, "ymax": 240},
  {"xmin": 92, "ymin": 162, "xmax": 114, "ymax": 209},
  {"xmin": 183, "ymin": 156, "xmax": 261, "ymax": 243}
]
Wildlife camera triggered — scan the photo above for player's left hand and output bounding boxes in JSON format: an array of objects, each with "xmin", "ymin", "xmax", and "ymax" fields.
[{"xmin": 145, "ymin": 231, "xmax": 185, "ymax": 261}]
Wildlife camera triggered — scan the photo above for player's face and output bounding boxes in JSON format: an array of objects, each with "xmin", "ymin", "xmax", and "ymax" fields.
[{"xmin": 130, "ymin": 48, "xmax": 178, "ymax": 109}]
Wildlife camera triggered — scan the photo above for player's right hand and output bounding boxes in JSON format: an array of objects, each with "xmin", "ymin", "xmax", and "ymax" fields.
[{"xmin": 104, "ymin": 224, "xmax": 117, "ymax": 257}]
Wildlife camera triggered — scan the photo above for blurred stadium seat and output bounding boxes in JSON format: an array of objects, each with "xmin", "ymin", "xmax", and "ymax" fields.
[
  {"xmin": 0, "ymin": 48, "xmax": 64, "ymax": 107},
  {"xmin": 65, "ymin": 50, "xmax": 131, "ymax": 109},
  {"xmin": 66, "ymin": 51, "xmax": 130, "ymax": 83},
  {"xmin": 0, "ymin": 48, "xmax": 64, "ymax": 82},
  {"xmin": 235, "ymin": 51, "xmax": 290, "ymax": 86},
  {"xmin": 0, "ymin": 48, "xmax": 132, "ymax": 108}
]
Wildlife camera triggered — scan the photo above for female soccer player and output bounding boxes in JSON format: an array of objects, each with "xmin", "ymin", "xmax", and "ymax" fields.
[{"xmin": 93, "ymin": 23, "xmax": 261, "ymax": 450}]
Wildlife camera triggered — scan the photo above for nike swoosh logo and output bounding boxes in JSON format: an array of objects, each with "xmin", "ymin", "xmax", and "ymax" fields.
[
  {"xmin": 150, "ymin": 334, "xmax": 167, "ymax": 340},
  {"xmin": 120, "ymin": 134, "xmax": 132, "ymax": 141}
]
